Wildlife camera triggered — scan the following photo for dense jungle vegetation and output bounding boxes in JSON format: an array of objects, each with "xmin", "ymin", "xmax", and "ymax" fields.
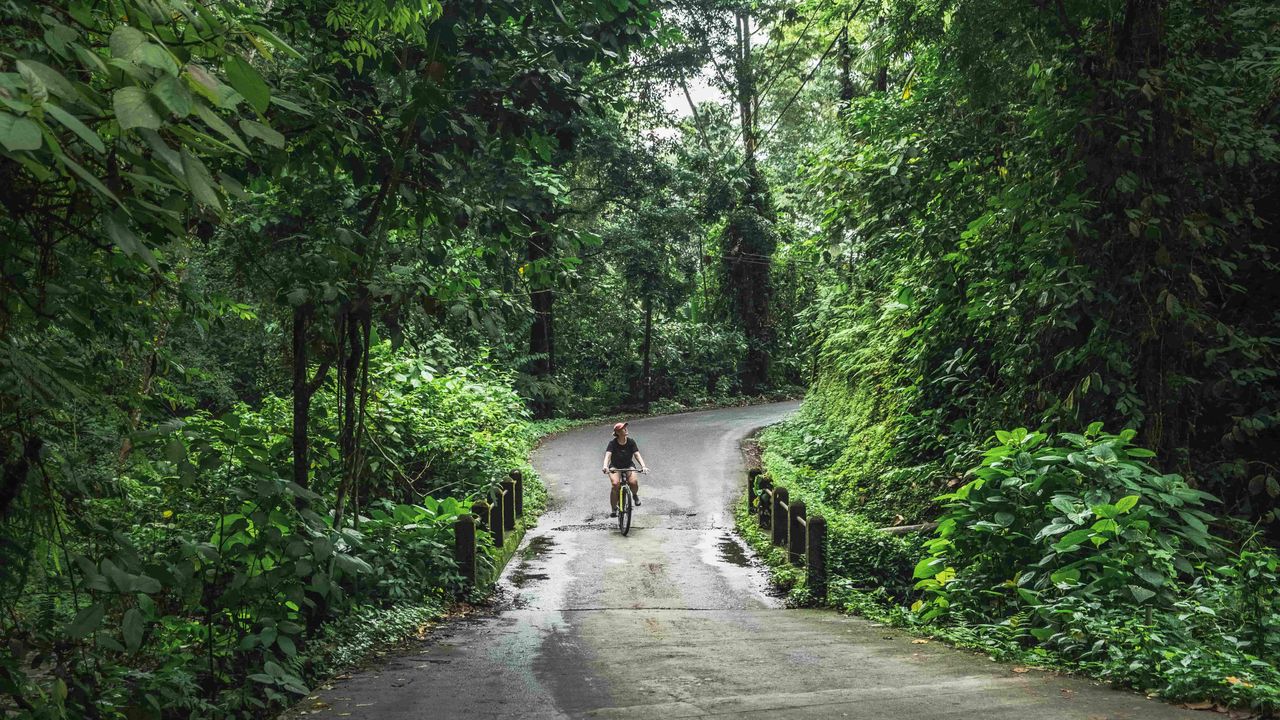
[{"xmin": 0, "ymin": 0, "xmax": 1276, "ymax": 716}]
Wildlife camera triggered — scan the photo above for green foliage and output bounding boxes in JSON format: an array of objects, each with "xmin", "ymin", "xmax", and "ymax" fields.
[
  {"xmin": 914, "ymin": 427, "xmax": 1221, "ymax": 624},
  {"xmin": 754, "ymin": 415, "xmax": 1280, "ymax": 710},
  {"xmin": 909, "ymin": 428, "xmax": 1280, "ymax": 710}
]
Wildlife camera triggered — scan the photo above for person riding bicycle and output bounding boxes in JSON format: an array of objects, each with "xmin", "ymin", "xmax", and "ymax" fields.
[{"xmin": 602, "ymin": 421, "xmax": 648, "ymax": 518}]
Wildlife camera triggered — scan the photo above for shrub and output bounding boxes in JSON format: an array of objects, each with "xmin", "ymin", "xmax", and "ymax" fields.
[{"xmin": 914, "ymin": 425, "xmax": 1221, "ymax": 626}]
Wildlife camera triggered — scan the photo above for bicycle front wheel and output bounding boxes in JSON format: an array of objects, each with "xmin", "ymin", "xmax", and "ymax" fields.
[{"xmin": 619, "ymin": 486, "xmax": 633, "ymax": 536}]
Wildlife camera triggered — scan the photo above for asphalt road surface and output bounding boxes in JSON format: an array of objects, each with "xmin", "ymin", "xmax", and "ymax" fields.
[{"xmin": 295, "ymin": 402, "xmax": 1203, "ymax": 719}]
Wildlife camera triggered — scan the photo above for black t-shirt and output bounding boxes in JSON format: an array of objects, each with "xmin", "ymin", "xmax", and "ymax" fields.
[{"xmin": 606, "ymin": 438, "xmax": 639, "ymax": 468}]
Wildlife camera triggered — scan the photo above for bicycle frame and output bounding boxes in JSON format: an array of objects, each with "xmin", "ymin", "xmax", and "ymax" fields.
[{"xmin": 609, "ymin": 467, "xmax": 641, "ymax": 535}]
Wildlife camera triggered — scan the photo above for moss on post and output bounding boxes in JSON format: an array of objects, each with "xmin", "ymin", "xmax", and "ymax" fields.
[
  {"xmin": 501, "ymin": 478, "xmax": 517, "ymax": 531},
  {"xmin": 454, "ymin": 513, "xmax": 477, "ymax": 589},
  {"xmin": 788, "ymin": 499, "xmax": 806, "ymax": 566},
  {"xmin": 510, "ymin": 469, "xmax": 524, "ymax": 518},
  {"xmin": 807, "ymin": 514, "xmax": 827, "ymax": 602},
  {"xmin": 771, "ymin": 486, "xmax": 789, "ymax": 547},
  {"xmin": 758, "ymin": 477, "xmax": 773, "ymax": 530}
]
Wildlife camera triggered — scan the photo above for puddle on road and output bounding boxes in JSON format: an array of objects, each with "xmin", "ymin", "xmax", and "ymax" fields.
[
  {"xmin": 509, "ymin": 535, "xmax": 557, "ymax": 589},
  {"xmin": 521, "ymin": 533, "xmax": 556, "ymax": 561},
  {"xmin": 716, "ymin": 534, "xmax": 751, "ymax": 568},
  {"xmin": 508, "ymin": 570, "xmax": 549, "ymax": 589}
]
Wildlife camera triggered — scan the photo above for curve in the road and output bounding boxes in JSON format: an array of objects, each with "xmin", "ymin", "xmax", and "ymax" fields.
[{"xmin": 295, "ymin": 402, "xmax": 1205, "ymax": 719}]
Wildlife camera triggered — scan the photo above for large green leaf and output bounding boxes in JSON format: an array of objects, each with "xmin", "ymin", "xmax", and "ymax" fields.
[
  {"xmin": 59, "ymin": 155, "xmax": 119, "ymax": 203},
  {"xmin": 152, "ymin": 75, "xmax": 193, "ymax": 117},
  {"xmin": 224, "ymin": 56, "xmax": 270, "ymax": 114},
  {"xmin": 1052, "ymin": 529, "xmax": 1091, "ymax": 551},
  {"xmin": 0, "ymin": 112, "xmax": 42, "ymax": 151},
  {"xmin": 1127, "ymin": 585, "xmax": 1156, "ymax": 603},
  {"xmin": 44, "ymin": 103, "xmax": 105, "ymax": 153},
  {"xmin": 133, "ymin": 43, "xmax": 179, "ymax": 76},
  {"xmin": 16, "ymin": 59, "xmax": 78, "ymax": 101},
  {"xmin": 105, "ymin": 215, "xmax": 159, "ymax": 271},
  {"xmin": 180, "ymin": 148, "xmax": 222, "ymax": 210},
  {"xmin": 113, "ymin": 87, "xmax": 161, "ymax": 130},
  {"xmin": 109, "ymin": 26, "xmax": 147, "ymax": 60},
  {"xmin": 185, "ymin": 63, "xmax": 237, "ymax": 108},
  {"xmin": 122, "ymin": 608, "xmax": 144, "ymax": 652},
  {"xmin": 240, "ymin": 119, "xmax": 285, "ymax": 148},
  {"xmin": 65, "ymin": 603, "xmax": 105, "ymax": 640},
  {"xmin": 194, "ymin": 102, "xmax": 249, "ymax": 154}
]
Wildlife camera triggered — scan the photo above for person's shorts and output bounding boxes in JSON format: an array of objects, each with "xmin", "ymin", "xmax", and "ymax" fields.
[{"xmin": 608, "ymin": 466, "xmax": 636, "ymax": 478}]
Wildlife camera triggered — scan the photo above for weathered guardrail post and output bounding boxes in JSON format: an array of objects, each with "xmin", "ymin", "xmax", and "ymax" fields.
[
  {"xmin": 746, "ymin": 468, "xmax": 763, "ymax": 513},
  {"xmin": 487, "ymin": 492, "xmax": 505, "ymax": 547},
  {"xmin": 510, "ymin": 470, "xmax": 524, "ymax": 518},
  {"xmin": 471, "ymin": 500, "xmax": 489, "ymax": 531},
  {"xmin": 758, "ymin": 476, "xmax": 773, "ymax": 530},
  {"xmin": 771, "ymin": 487, "xmax": 789, "ymax": 547},
  {"xmin": 501, "ymin": 477, "xmax": 517, "ymax": 532},
  {"xmin": 807, "ymin": 514, "xmax": 827, "ymax": 601},
  {"xmin": 454, "ymin": 513, "xmax": 477, "ymax": 587},
  {"xmin": 788, "ymin": 500, "xmax": 807, "ymax": 566}
]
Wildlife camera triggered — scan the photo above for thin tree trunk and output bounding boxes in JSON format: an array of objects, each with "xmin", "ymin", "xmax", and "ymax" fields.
[
  {"xmin": 527, "ymin": 228, "xmax": 555, "ymax": 418},
  {"xmin": 737, "ymin": 11, "xmax": 756, "ymax": 166},
  {"xmin": 292, "ymin": 303, "xmax": 312, "ymax": 489},
  {"xmin": 838, "ymin": 23, "xmax": 854, "ymax": 114},
  {"xmin": 642, "ymin": 296, "xmax": 653, "ymax": 412}
]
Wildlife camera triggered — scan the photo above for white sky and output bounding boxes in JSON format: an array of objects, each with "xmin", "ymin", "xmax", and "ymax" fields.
[{"xmin": 661, "ymin": 71, "xmax": 721, "ymax": 118}]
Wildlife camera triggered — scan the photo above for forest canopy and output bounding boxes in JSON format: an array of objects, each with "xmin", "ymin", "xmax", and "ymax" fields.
[{"xmin": 1, "ymin": 0, "xmax": 1277, "ymax": 715}]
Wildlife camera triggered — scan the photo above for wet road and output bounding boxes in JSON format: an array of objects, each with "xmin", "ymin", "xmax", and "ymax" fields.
[{"xmin": 296, "ymin": 402, "xmax": 1203, "ymax": 719}]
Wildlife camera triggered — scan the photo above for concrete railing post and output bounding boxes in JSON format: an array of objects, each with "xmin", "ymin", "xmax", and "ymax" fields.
[
  {"xmin": 807, "ymin": 514, "xmax": 827, "ymax": 602},
  {"xmin": 771, "ymin": 487, "xmax": 789, "ymax": 547},
  {"xmin": 471, "ymin": 501, "xmax": 489, "ymax": 531},
  {"xmin": 501, "ymin": 478, "xmax": 517, "ymax": 532},
  {"xmin": 758, "ymin": 477, "xmax": 773, "ymax": 530},
  {"xmin": 454, "ymin": 513, "xmax": 477, "ymax": 588},
  {"xmin": 747, "ymin": 468, "xmax": 763, "ymax": 513},
  {"xmin": 510, "ymin": 470, "xmax": 524, "ymax": 518},
  {"xmin": 488, "ymin": 493, "xmax": 505, "ymax": 547},
  {"xmin": 788, "ymin": 500, "xmax": 807, "ymax": 566}
]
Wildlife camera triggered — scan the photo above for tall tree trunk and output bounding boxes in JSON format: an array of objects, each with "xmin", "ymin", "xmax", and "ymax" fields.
[
  {"xmin": 838, "ymin": 23, "xmax": 854, "ymax": 113},
  {"xmin": 527, "ymin": 229, "xmax": 555, "ymax": 418},
  {"xmin": 291, "ymin": 303, "xmax": 331, "ymax": 494},
  {"xmin": 736, "ymin": 11, "xmax": 756, "ymax": 166},
  {"xmin": 727, "ymin": 9, "xmax": 775, "ymax": 394},
  {"xmin": 1069, "ymin": 0, "xmax": 1185, "ymax": 462},
  {"xmin": 642, "ymin": 296, "xmax": 653, "ymax": 412},
  {"xmin": 292, "ymin": 303, "xmax": 312, "ymax": 489}
]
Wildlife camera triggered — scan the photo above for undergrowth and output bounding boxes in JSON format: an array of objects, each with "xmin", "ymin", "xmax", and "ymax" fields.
[{"xmin": 744, "ymin": 422, "xmax": 1280, "ymax": 715}]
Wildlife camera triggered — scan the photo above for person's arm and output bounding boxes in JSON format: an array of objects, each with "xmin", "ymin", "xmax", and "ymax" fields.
[
  {"xmin": 634, "ymin": 451, "xmax": 647, "ymax": 472},
  {"xmin": 602, "ymin": 450, "xmax": 612, "ymax": 473}
]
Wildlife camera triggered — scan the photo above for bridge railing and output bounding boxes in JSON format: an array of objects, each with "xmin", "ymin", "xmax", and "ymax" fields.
[
  {"xmin": 452, "ymin": 469, "xmax": 524, "ymax": 588},
  {"xmin": 746, "ymin": 468, "xmax": 827, "ymax": 601}
]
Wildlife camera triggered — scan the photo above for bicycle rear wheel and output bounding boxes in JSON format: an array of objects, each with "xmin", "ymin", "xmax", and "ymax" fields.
[{"xmin": 619, "ymin": 485, "xmax": 633, "ymax": 536}]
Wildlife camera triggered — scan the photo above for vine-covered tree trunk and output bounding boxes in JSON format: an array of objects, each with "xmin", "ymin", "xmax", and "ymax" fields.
[
  {"xmin": 292, "ymin": 303, "xmax": 312, "ymax": 490},
  {"xmin": 528, "ymin": 230, "xmax": 555, "ymax": 418},
  {"xmin": 642, "ymin": 296, "xmax": 653, "ymax": 411},
  {"xmin": 1075, "ymin": 0, "xmax": 1188, "ymax": 463},
  {"xmin": 727, "ymin": 8, "xmax": 775, "ymax": 394}
]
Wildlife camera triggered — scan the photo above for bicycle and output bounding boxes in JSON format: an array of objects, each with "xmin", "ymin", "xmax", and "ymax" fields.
[{"xmin": 609, "ymin": 467, "xmax": 643, "ymax": 536}]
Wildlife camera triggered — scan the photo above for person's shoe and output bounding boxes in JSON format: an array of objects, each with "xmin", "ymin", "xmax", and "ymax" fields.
[
  {"xmin": 633, "ymin": 496, "xmax": 641, "ymax": 506},
  {"xmin": 610, "ymin": 510, "xmax": 618, "ymax": 518}
]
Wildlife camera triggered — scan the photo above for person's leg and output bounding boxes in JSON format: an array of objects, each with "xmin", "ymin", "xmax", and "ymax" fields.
[
  {"xmin": 609, "ymin": 470, "xmax": 622, "ymax": 515},
  {"xmin": 627, "ymin": 469, "xmax": 640, "ymax": 505}
]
